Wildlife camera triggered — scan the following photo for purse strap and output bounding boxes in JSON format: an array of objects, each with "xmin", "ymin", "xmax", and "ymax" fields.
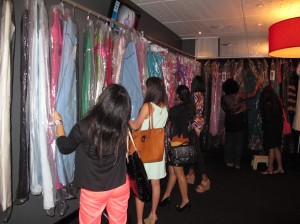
[
  {"xmin": 147, "ymin": 102, "xmax": 154, "ymax": 130},
  {"xmin": 128, "ymin": 130, "xmax": 137, "ymax": 151},
  {"xmin": 279, "ymin": 98, "xmax": 288, "ymax": 122}
]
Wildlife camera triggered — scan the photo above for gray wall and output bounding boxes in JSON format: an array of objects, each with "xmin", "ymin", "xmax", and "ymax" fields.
[{"xmin": 8, "ymin": 0, "xmax": 181, "ymax": 223}]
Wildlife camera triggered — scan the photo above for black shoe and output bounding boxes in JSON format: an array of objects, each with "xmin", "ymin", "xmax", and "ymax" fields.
[
  {"xmin": 176, "ymin": 201, "xmax": 191, "ymax": 212},
  {"xmin": 158, "ymin": 196, "xmax": 171, "ymax": 207}
]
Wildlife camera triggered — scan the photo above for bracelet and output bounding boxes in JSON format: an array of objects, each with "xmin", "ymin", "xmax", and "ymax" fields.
[{"xmin": 54, "ymin": 120, "xmax": 63, "ymax": 126}]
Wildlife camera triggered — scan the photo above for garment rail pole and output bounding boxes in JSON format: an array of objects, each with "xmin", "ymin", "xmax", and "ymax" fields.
[{"xmin": 61, "ymin": 0, "xmax": 196, "ymax": 60}]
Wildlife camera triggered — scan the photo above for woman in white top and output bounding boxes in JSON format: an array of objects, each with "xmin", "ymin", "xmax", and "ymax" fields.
[{"xmin": 129, "ymin": 77, "xmax": 168, "ymax": 224}]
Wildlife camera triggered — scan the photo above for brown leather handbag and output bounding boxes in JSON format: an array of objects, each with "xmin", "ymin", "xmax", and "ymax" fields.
[{"xmin": 129, "ymin": 103, "xmax": 165, "ymax": 163}]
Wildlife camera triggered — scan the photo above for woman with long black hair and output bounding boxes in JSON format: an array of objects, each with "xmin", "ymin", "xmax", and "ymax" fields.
[
  {"xmin": 259, "ymin": 85, "xmax": 284, "ymax": 174},
  {"xmin": 54, "ymin": 84, "xmax": 132, "ymax": 224}
]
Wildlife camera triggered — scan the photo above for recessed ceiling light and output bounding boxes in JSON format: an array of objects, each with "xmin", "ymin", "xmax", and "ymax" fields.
[
  {"xmin": 257, "ymin": 23, "xmax": 262, "ymax": 26},
  {"xmin": 198, "ymin": 31, "xmax": 202, "ymax": 35},
  {"xmin": 256, "ymin": 3, "xmax": 263, "ymax": 7},
  {"xmin": 256, "ymin": 42, "xmax": 261, "ymax": 45}
]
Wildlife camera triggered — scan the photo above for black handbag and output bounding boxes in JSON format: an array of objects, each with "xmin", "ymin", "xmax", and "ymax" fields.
[
  {"xmin": 168, "ymin": 143, "xmax": 197, "ymax": 167},
  {"xmin": 127, "ymin": 131, "xmax": 151, "ymax": 202}
]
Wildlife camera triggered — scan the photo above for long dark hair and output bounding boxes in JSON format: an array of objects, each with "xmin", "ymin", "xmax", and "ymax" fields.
[
  {"xmin": 191, "ymin": 75, "xmax": 205, "ymax": 94},
  {"xmin": 259, "ymin": 85, "xmax": 282, "ymax": 121},
  {"xmin": 222, "ymin": 78, "xmax": 239, "ymax": 95},
  {"xmin": 176, "ymin": 85, "xmax": 196, "ymax": 120},
  {"xmin": 144, "ymin": 77, "xmax": 168, "ymax": 108},
  {"xmin": 87, "ymin": 84, "xmax": 131, "ymax": 159}
]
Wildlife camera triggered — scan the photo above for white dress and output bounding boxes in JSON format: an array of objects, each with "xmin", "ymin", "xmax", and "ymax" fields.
[{"xmin": 141, "ymin": 102, "xmax": 168, "ymax": 180}]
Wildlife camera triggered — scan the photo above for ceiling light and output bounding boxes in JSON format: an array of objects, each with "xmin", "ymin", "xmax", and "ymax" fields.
[
  {"xmin": 256, "ymin": 42, "xmax": 261, "ymax": 45},
  {"xmin": 209, "ymin": 25, "xmax": 224, "ymax": 29},
  {"xmin": 256, "ymin": 3, "xmax": 263, "ymax": 8},
  {"xmin": 221, "ymin": 43, "xmax": 233, "ymax": 47},
  {"xmin": 269, "ymin": 17, "xmax": 300, "ymax": 58},
  {"xmin": 198, "ymin": 31, "xmax": 202, "ymax": 35},
  {"xmin": 257, "ymin": 23, "xmax": 262, "ymax": 26}
]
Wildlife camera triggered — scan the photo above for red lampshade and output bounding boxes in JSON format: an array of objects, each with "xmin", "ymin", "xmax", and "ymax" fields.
[{"xmin": 269, "ymin": 17, "xmax": 300, "ymax": 58}]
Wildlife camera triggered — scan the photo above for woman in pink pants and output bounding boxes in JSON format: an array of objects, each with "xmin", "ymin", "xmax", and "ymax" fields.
[{"xmin": 54, "ymin": 84, "xmax": 131, "ymax": 224}]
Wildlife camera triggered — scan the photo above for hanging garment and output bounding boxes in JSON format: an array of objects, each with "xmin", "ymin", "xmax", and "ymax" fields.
[
  {"xmin": 0, "ymin": 0, "xmax": 14, "ymax": 220},
  {"xmin": 28, "ymin": 0, "xmax": 43, "ymax": 197},
  {"xmin": 105, "ymin": 27, "xmax": 113, "ymax": 86},
  {"xmin": 162, "ymin": 53, "xmax": 175, "ymax": 107},
  {"xmin": 14, "ymin": 7, "xmax": 30, "ymax": 206},
  {"xmin": 148, "ymin": 45, "xmax": 164, "ymax": 78},
  {"xmin": 121, "ymin": 41, "xmax": 143, "ymax": 120},
  {"xmin": 244, "ymin": 66, "xmax": 262, "ymax": 152},
  {"xmin": 112, "ymin": 29, "xmax": 125, "ymax": 84},
  {"xmin": 49, "ymin": 4, "xmax": 63, "ymax": 191},
  {"xmin": 36, "ymin": 0, "xmax": 55, "ymax": 210},
  {"xmin": 293, "ymin": 62, "xmax": 300, "ymax": 131},
  {"xmin": 209, "ymin": 62, "xmax": 224, "ymax": 137},
  {"xmin": 94, "ymin": 20, "xmax": 106, "ymax": 98},
  {"xmin": 81, "ymin": 18, "xmax": 95, "ymax": 117},
  {"xmin": 55, "ymin": 9, "xmax": 78, "ymax": 187},
  {"xmin": 135, "ymin": 35, "xmax": 148, "ymax": 95}
]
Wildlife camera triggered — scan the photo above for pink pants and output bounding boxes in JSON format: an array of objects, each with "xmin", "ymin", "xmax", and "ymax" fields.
[{"xmin": 79, "ymin": 177, "xmax": 130, "ymax": 224}]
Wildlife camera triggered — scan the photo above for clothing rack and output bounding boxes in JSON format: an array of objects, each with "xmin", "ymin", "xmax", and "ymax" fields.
[{"xmin": 61, "ymin": 0, "xmax": 196, "ymax": 60}]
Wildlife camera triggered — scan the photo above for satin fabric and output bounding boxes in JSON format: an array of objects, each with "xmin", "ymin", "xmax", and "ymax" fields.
[
  {"xmin": 55, "ymin": 10, "xmax": 77, "ymax": 186},
  {"xmin": 0, "ymin": 0, "xmax": 14, "ymax": 216},
  {"xmin": 81, "ymin": 19, "xmax": 94, "ymax": 118},
  {"xmin": 93, "ymin": 20, "xmax": 105, "ymax": 100},
  {"xmin": 121, "ymin": 41, "xmax": 143, "ymax": 120}
]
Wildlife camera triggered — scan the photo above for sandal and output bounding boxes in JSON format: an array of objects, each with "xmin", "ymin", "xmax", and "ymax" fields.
[
  {"xmin": 273, "ymin": 170, "xmax": 285, "ymax": 174},
  {"xmin": 261, "ymin": 170, "xmax": 273, "ymax": 175},
  {"xmin": 195, "ymin": 179, "xmax": 210, "ymax": 193}
]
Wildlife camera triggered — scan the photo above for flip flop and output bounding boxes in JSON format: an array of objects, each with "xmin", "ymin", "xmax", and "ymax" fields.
[{"xmin": 273, "ymin": 170, "xmax": 285, "ymax": 174}]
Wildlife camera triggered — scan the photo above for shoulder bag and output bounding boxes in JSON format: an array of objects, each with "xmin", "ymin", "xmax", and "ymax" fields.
[
  {"xmin": 126, "ymin": 131, "xmax": 151, "ymax": 202},
  {"xmin": 168, "ymin": 142, "xmax": 197, "ymax": 167},
  {"xmin": 279, "ymin": 98, "xmax": 291, "ymax": 135},
  {"xmin": 129, "ymin": 103, "xmax": 165, "ymax": 163}
]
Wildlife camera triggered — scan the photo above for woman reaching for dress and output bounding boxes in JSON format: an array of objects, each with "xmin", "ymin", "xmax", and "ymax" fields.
[{"xmin": 129, "ymin": 77, "xmax": 168, "ymax": 224}]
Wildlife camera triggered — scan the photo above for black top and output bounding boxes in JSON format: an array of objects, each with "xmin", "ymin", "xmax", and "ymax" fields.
[
  {"xmin": 170, "ymin": 104, "xmax": 191, "ymax": 139},
  {"xmin": 56, "ymin": 120, "xmax": 127, "ymax": 191}
]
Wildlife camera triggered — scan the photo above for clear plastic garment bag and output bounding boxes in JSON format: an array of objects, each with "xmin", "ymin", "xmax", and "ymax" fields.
[{"xmin": 0, "ymin": 0, "xmax": 14, "ymax": 221}]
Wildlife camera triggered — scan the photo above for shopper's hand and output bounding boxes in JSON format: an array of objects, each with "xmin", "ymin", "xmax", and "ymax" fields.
[{"xmin": 53, "ymin": 111, "xmax": 62, "ymax": 121}]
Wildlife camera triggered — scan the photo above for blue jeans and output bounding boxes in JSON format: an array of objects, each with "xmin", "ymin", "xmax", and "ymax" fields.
[{"xmin": 224, "ymin": 130, "xmax": 244, "ymax": 166}]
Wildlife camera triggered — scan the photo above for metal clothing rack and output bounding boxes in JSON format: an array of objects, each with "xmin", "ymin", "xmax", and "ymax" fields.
[{"xmin": 61, "ymin": 0, "xmax": 196, "ymax": 60}]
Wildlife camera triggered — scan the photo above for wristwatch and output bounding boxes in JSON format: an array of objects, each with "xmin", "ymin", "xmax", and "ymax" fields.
[{"xmin": 54, "ymin": 119, "xmax": 63, "ymax": 126}]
